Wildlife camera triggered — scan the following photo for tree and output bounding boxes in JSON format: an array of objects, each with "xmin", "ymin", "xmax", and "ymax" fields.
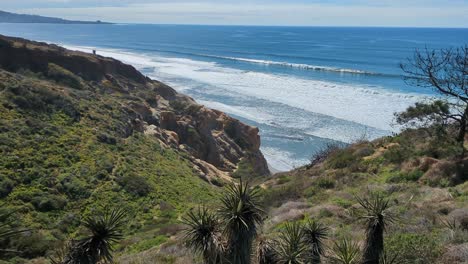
[
  {"xmin": 303, "ymin": 219, "xmax": 329, "ymax": 263},
  {"xmin": 218, "ymin": 180, "xmax": 265, "ymax": 264},
  {"xmin": 274, "ymin": 221, "xmax": 307, "ymax": 264},
  {"xmin": 64, "ymin": 208, "xmax": 127, "ymax": 264},
  {"xmin": 395, "ymin": 100, "xmax": 451, "ymax": 131},
  {"xmin": 400, "ymin": 46, "xmax": 467, "ymax": 149},
  {"xmin": 182, "ymin": 207, "xmax": 225, "ymax": 264},
  {"xmin": 356, "ymin": 193, "xmax": 394, "ymax": 264}
]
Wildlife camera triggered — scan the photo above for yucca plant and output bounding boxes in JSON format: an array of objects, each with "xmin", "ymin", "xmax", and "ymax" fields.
[
  {"xmin": 356, "ymin": 193, "xmax": 394, "ymax": 264},
  {"xmin": 303, "ymin": 219, "xmax": 329, "ymax": 263},
  {"xmin": 50, "ymin": 242, "xmax": 72, "ymax": 264},
  {"xmin": 255, "ymin": 234, "xmax": 277, "ymax": 264},
  {"xmin": 379, "ymin": 249, "xmax": 399, "ymax": 264},
  {"xmin": 64, "ymin": 208, "xmax": 127, "ymax": 264},
  {"xmin": 218, "ymin": 180, "xmax": 264, "ymax": 264},
  {"xmin": 182, "ymin": 206, "xmax": 225, "ymax": 264},
  {"xmin": 275, "ymin": 221, "xmax": 307, "ymax": 264},
  {"xmin": 328, "ymin": 238, "xmax": 360, "ymax": 264}
]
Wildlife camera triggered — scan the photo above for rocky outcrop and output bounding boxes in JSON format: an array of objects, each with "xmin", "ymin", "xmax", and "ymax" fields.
[{"xmin": 0, "ymin": 35, "xmax": 269, "ymax": 181}]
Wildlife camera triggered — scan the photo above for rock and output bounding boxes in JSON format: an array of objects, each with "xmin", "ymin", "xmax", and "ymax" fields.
[{"xmin": 0, "ymin": 34, "xmax": 270, "ymax": 179}]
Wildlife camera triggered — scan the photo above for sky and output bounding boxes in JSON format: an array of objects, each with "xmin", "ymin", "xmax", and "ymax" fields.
[{"xmin": 2, "ymin": 0, "xmax": 468, "ymax": 27}]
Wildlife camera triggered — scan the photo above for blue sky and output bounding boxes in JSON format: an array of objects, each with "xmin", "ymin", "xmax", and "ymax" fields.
[{"xmin": 3, "ymin": 0, "xmax": 468, "ymax": 27}]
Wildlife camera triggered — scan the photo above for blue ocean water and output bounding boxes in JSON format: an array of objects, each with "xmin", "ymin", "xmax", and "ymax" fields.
[{"xmin": 1, "ymin": 24, "xmax": 467, "ymax": 170}]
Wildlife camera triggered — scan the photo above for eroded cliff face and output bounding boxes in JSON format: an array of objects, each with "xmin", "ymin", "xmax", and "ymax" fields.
[{"xmin": 0, "ymin": 35, "xmax": 269, "ymax": 182}]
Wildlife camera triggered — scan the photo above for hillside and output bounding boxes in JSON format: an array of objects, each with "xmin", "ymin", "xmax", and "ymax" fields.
[
  {"xmin": 259, "ymin": 128, "xmax": 468, "ymax": 263},
  {"xmin": 0, "ymin": 10, "xmax": 110, "ymax": 24},
  {"xmin": 0, "ymin": 35, "xmax": 268, "ymax": 262}
]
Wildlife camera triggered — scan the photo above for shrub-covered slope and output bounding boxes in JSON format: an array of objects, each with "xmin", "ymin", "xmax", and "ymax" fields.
[
  {"xmin": 261, "ymin": 128, "xmax": 467, "ymax": 263},
  {"xmin": 0, "ymin": 35, "xmax": 268, "ymax": 262}
]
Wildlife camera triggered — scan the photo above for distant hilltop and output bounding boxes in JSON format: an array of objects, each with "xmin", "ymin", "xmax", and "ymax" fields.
[{"xmin": 0, "ymin": 10, "xmax": 111, "ymax": 24}]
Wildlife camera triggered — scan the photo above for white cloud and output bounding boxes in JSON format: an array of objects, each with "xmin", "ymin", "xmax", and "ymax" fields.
[{"xmin": 7, "ymin": 1, "xmax": 468, "ymax": 27}]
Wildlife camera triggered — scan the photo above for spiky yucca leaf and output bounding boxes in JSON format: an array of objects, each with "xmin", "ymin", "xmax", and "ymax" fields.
[
  {"xmin": 65, "ymin": 208, "xmax": 127, "ymax": 264},
  {"xmin": 379, "ymin": 249, "xmax": 399, "ymax": 264},
  {"xmin": 356, "ymin": 192, "xmax": 394, "ymax": 264},
  {"xmin": 303, "ymin": 219, "xmax": 329, "ymax": 263},
  {"xmin": 256, "ymin": 235, "xmax": 277, "ymax": 264},
  {"xmin": 328, "ymin": 238, "xmax": 360, "ymax": 264},
  {"xmin": 218, "ymin": 180, "xmax": 265, "ymax": 264},
  {"xmin": 182, "ymin": 207, "xmax": 224, "ymax": 264},
  {"xmin": 275, "ymin": 221, "xmax": 307, "ymax": 264}
]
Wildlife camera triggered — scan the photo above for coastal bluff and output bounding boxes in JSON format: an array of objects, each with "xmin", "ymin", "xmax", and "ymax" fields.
[{"xmin": 0, "ymin": 34, "xmax": 269, "ymax": 182}]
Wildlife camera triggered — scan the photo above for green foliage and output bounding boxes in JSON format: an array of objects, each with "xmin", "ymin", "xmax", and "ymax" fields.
[
  {"xmin": 383, "ymin": 145, "xmax": 412, "ymax": 164},
  {"xmin": 329, "ymin": 238, "xmax": 361, "ymax": 264},
  {"xmin": 64, "ymin": 208, "xmax": 127, "ymax": 264},
  {"xmin": 395, "ymin": 100, "xmax": 450, "ymax": 128},
  {"xmin": 326, "ymin": 149, "xmax": 355, "ymax": 169},
  {"xmin": 385, "ymin": 233, "xmax": 442, "ymax": 264},
  {"xmin": 303, "ymin": 219, "xmax": 329, "ymax": 263},
  {"xmin": 275, "ymin": 221, "xmax": 307, "ymax": 264},
  {"xmin": 277, "ymin": 175, "xmax": 291, "ymax": 185},
  {"xmin": 316, "ymin": 178, "xmax": 335, "ymax": 189},
  {"xmin": 0, "ymin": 69, "xmax": 220, "ymax": 260},
  {"xmin": 182, "ymin": 207, "xmax": 224, "ymax": 264},
  {"xmin": 232, "ymin": 158, "xmax": 256, "ymax": 179},
  {"xmin": 126, "ymin": 235, "xmax": 169, "ymax": 253},
  {"xmin": 47, "ymin": 63, "xmax": 83, "ymax": 90},
  {"xmin": 219, "ymin": 181, "xmax": 264, "ymax": 264},
  {"xmin": 385, "ymin": 169, "xmax": 424, "ymax": 183},
  {"xmin": 356, "ymin": 192, "xmax": 395, "ymax": 264},
  {"xmin": 116, "ymin": 174, "xmax": 153, "ymax": 197}
]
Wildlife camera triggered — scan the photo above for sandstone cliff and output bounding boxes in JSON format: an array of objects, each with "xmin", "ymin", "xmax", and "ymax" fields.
[{"xmin": 0, "ymin": 35, "xmax": 269, "ymax": 183}]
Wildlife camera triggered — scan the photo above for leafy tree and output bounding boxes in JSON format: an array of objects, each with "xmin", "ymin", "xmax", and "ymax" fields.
[
  {"xmin": 64, "ymin": 208, "xmax": 127, "ymax": 264},
  {"xmin": 303, "ymin": 219, "xmax": 329, "ymax": 263},
  {"xmin": 328, "ymin": 238, "xmax": 361, "ymax": 264},
  {"xmin": 395, "ymin": 100, "xmax": 452, "ymax": 133},
  {"xmin": 182, "ymin": 207, "xmax": 225, "ymax": 264},
  {"xmin": 218, "ymin": 180, "xmax": 264, "ymax": 264},
  {"xmin": 356, "ymin": 193, "xmax": 394, "ymax": 264},
  {"xmin": 275, "ymin": 221, "xmax": 307, "ymax": 264},
  {"xmin": 400, "ymin": 46, "xmax": 468, "ymax": 152}
]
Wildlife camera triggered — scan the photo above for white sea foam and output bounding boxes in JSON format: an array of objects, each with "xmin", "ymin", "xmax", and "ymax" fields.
[
  {"xmin": 261, "ymin": 147, "xmax": 308, "ymax": 172},
  {"xmin": 63, "ymin": 44, "xmax": 427, "ymax": 131},
  {"xmin": 146, "ymin": 57, "xmax": 426, "ymax": 132},
  {"xmin": 60, "ymin": 44, "xmax": 430, "ymax": 170},
  {"xmin": 211, "ymin": 56, "xmax": 381, "ymax": 75}
]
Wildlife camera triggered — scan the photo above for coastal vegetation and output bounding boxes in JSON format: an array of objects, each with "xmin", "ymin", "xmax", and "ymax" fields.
[{"xmin": 0, "ymin": 36, "xmax": 466, "ymax": 264}]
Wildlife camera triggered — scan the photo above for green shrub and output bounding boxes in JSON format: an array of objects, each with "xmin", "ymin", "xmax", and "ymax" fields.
[
  {"xmin": 11, "ymin": 231, "xmax": 51, "ymax": 258},
  {"xmin": 117, "ymin": 174, "xmax": 153, "ymax": 197},
  {"xmin": 326, "ymin": 149, "xmax": 355, "ymax": 169},
  {"xmin": 383, "ymin": 145, "xmax": 411, "ymax": 163},
  {"xmin": 385, "ymin": 232, "xmax": 442, "ymax": 264},
  {"xmin": 318, "ymin": 208, "xmax": 333, "ymax": 218},
  {"xmin": 0, "ymin": 178, "xmax": 14, "ymax": 198},
  {"xmin": 277, "ymin": 175, "xmax": 291, "ymax": 184},
  {"xmin": 47, "ymin": 63, "xmax": 83, "ymax": 90},
  {"xmin": 127, "ymin": 235, "xmax": 168, "ymax": 253},
  {"xmin": 386, "ymin": 169, "xmax": 424, "ymax": 183},
  {"xmin": 316, "ymin": 178, "xmax": 335, "ymax": 189},
  {"xmin": 31, "ymin": 194, "xmax": 67, "ymax": 212}
]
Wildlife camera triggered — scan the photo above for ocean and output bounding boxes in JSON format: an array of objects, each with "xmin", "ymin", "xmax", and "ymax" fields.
[{"xmin": 1, "ymin": 24, "xmax": 467, "ymax": 171}]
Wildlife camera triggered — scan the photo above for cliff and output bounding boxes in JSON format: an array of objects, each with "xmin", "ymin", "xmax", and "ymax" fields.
[
  {"xmin": 0, "ymin": 35, "xmax": 268, "ymax": 260},
  {"xmin": 0, "ymin": 35, "xmax": 269, "ymax": 182}
]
